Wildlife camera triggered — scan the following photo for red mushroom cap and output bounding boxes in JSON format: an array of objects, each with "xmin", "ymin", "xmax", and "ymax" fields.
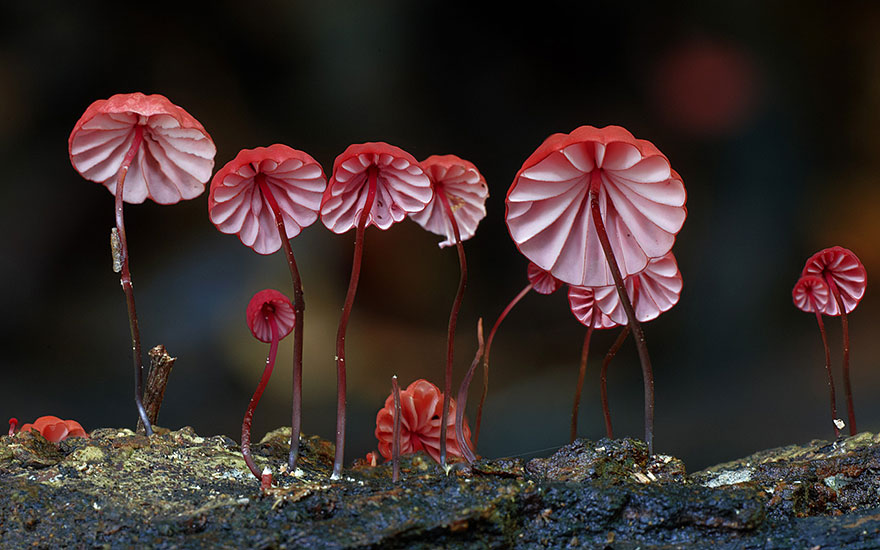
[
  {"xmin": 792, "ymin": 275, "xmax": 831, "ymax": 314},
  {"xmin": 506, "ymin": 125, "xmax": 686, "ymax": 287},
  {"xmin": 246, "ymin": 289, "xmax": 295, "ymax": 343},
  {"xmin": 18, "ymin": 416, "xmax": 87, "ymax": 442},
  {"xmin": 567, "ymin": 285, "xmax": 621, "ymax": 329},
  {"xmin": 527, "ymin": 262, "xmax": 564, "ymax": 295},
  {"xmin": 209, "ymin": 145, "xmax": 327, "ymax": 255},
  {"xmin": 592, "ymin": 251, "xmax": 683, "ymax": 324},
  {"xmin": 69, "ymin": 92, "xmax": 216, "ymax": 204},
  {"xmin": 801, "ymin": 246, "xmax": 867, "ymax": 316},
  {"xmin": 320, "ymin": 142, "xmax": 433, "ymax": 233},
  {"xmin": 408, "ymin": 154, "xmax": 489, "ymax": 247},
  {"xmin": 374, "ymin": 379, "xmax": 472, "ymax": 464}
]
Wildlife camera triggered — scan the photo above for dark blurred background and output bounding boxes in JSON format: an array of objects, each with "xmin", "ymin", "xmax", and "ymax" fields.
[{"xmin": 2, "ymin": 1, "xmax": 879, "ymax": 471}]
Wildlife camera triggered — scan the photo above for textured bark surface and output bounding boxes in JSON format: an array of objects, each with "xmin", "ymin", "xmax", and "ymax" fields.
[{"xmin": 2, "ymin": 427, "xmax": 880, "ymax": 549}]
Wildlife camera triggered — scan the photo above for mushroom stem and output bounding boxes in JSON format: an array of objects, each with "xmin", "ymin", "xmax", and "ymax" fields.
[
  {"xmin": 114, "ymin": 125, "xmax": 152, "ymax": 437},
  {"xmin": 455, "ymin": 319, "xmax": 484, "ymax": 464},
  {"xmin": 588, "ymin": 171, "xmax": 654, "ymax": 454},
  {"xmin": 256, "ymin": 175, "xmax": 306, "ymax": 469},
  {"xmin": 601, "ymin": 326, "xmax": 630, "ymax": 439},
  {"xmin": 332, "ymin": 166, "xmax": 378, "ymax": 479},
  {"xmin": 242, "ymin": 322, "xmax": 280, "ymax": 480},
  {"xmin": 570, "ymin": 324, "xmax": 594, "ymax": 443},
  {"xmin": 811, "ymin": 306, "xmax": 839, "ymax": 438},
  {"xmin": 392, "ymin": 375, "xmax": 401, "ymax": 483},
  {"xmin": 826, "ymin": 280, "xmax": 855, "ymax": 435},
  {"xmin": 474, "ymin": 283, "xmax": 533, "ymax": 446},
  {"xmin": 437, "ymin": 191, "xmax": 467, "ymax": 469}
]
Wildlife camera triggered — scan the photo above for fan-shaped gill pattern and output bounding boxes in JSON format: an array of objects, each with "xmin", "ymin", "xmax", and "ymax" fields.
[
  {"xmin": 801, "ymin": 247, "xmax": 867, "ymax": 316},
  {"xmin": 506, "ymin": 126, "xmax": 686, "ymax": 287},
  {"xmin": 246, "ymin": 289, "xmax": 295, "ymax": 343},
  {"xmin": 568, "ymin": 286, "xmax": 620, "ymax": 329},
  {"xmin": 792, "ymin": 275, "xmax": 831, "ymax": 314},
  {"xmin": 591, "ymin": 252, "xmax": 682, "ymax": 324},
  {"xmin": 527, "ymin": 262, "xmax": 563, "ymax": 295}
]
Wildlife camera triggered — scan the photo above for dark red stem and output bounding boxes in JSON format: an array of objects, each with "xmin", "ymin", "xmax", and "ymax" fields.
[
  {"xmin": 392, "ymin": 375, "xmax": 401, "ymax": 482},
  {"xmin": 256, "ymin": 174, "xmax": 305, "ymax": 470},
  {"xmin": 570, "ymin": 323, "xmax": 594, "ymax": 443},
  {"xmin": 810, "ymin": 303, "xmax": 839, "ymax": 438},
  {"xmin": 474, "ymin": 283, "xmax": 533, "ymax": 446},
  {"xmin": 588, "ymin": 170, "xmax": 654, "ymax": 454},
  {"xmin": 601, "ymin": 326, "xmax": 630, "ymax": 439},
  {"xmin": 115, "ymin": 125, "xmax": 152, "ymax": 436},
  {"xmin": 455, "ymin": 319, "xmax": 484, "ymax": 464},
  {"xmin": 437, "ymin": 191, "xmax": 467, "ymax": 469},
  {"xmin": 826, "ymin": 278, "xmax": 855, "ymax": 435},
  {"xmin": 333, "ymin": 167, "xmax": 378, "ymax": 478},
  {"xmin": 242, "ymin": 322, "xmax": 280, "ymax": 480}
]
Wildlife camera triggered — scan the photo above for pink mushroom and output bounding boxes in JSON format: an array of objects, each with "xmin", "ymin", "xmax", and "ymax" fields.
[
  {"xmin": 14, "ymin": 416, "xmax": 88, "ymax": 443},
  {"xmin": 209, "ymin": 144, "xmax": 327, "ymax": 469},
  {"xmin": 242, "ymin": 289, "xmax": 295, "ymax": 480},
  {"xmin": 800, "ymin": 246, "xmax": 867, "ymax": 435},
  {"xmin": 506, "ymin": 125, "xmax": 686, "ymax": 453},
  {"xmin": 69, "ymin": 92, "xmax": 216, "ymax": 436},
  {"xmin": 321, "ymin": 142, "xmax": 433, "ymax": 478},
  {"xmin": 793, "ymin": 275, "xmax": 841, "ymax": 437},
  {"xmin": 408, "ymin": 154, "xmax": 488, "ymax": 467}
]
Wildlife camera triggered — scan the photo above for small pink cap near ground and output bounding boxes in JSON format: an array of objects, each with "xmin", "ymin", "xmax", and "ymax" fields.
[
  {"xmin": 246, "ymin": 289, "xmax": 295, "ymax": 343},
  {"xmin": 209, "ymin": 145, "xmax": 327, "ymax": 255},
  {"xmin": 506, "ymin": 125, "xmax": 686, "ymax": 287},
  {"xmin": 527, "ymin": 262, "xmax": 564, "ymax": 295},
  {"xmin": 801, "ymin": 246, "xmax": 867, "ymax": 316},
  {"xmin": 792, "ymin": 275, "xmax": 831, "ymax": 314},
  {"xmin": 69, "ymin": 92, "xmax": 216, "ymax": 204},
  {"xmin": 321, "ymin": 142, "xmax": 433, "ymax": 233},
  {"xmin": 18, "ymin": 416, "xmax": 87, "ymax": 443},
  {"xmin": 409, "ymin": 155, "xmax": 489, "ymax": 248}
]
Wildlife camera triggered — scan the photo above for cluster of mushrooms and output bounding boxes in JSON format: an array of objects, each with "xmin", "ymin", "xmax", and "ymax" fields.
[{"xmin": 66, "ymin": 91, "xmax": 864, "ymax": 486}]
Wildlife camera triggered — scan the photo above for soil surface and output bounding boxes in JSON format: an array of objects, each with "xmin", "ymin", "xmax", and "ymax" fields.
[{"xmin": 3, "ymin": 427, "xmax": 880, "ymax": 549}]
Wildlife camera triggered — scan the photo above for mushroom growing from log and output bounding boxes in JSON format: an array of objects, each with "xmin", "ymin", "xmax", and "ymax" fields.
[
  {"xmin": 209, "ymin": 144, "xmax": 326, "ymax": 468},
  {"xmin": 506, "ymin": 125, "xmax": 686, "ymax": 453},
  {"xmin": 69, "ymin": 92, "xmax": 216, "ymax": 436},
  {"xmin": 408, "ymin": 154, "xmax": 488, "ymax": 467},
  {"xmin": 321, "ymin": 142, "xmax": 433, "ymax": 478}
]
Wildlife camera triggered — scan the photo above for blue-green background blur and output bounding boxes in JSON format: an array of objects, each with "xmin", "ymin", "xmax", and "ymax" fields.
[{"xmin": 2, "ymin": 2, "xmax": 879, "ymax": 471}]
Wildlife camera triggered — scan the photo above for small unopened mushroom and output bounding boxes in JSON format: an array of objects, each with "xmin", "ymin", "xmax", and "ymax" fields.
[
  {"xmin": 793, "ymin": 274, "xmax": 841, "ymax": 437},
  {"xmin": 14, "ymin": 416, "xmax": 88, "ymax": 442},
  {"xmin": 321, "ymin": 142, "xmax": 432, "ymax": 478},
  {"xmin": 242, "ymin": 289, "xmax": 295, "ymax": 480},
  {"xmin": 69, "ymin": 92, "xmax": 216, "ymax": 435},
  {"xmin": 7, "ymin": 418, "xmax": 18, "ymax": 436},
  {"xmin": 800, "ymin": 246, "xmax": 867, "ymax": 435}
]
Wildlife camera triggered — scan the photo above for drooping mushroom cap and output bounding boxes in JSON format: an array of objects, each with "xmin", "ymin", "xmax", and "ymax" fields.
[
  {"xmin": 792, "ymin": 275, "xmax": 831, "ymax": 314},
  {"xmin": 567, "ymin": 286, "xmax": 621, "ymax": 329},
  {"xmin": 69, "ymin": 92, "xmax": 216, "ymax": 204},
  {"xmin": 246, "ymin": 289, "xmax": 295, "ymax": 343},
  {"xmin": 18, "ymin": 416, "xmax": 87, "ymax": 442},
  {"xmin": 506, "ymin": 125, "xmax": 686, "ymax": 287},
  {"xmin": 527, "ymin": 262, "xmax": 564, "ymax": 295},
  {"xmin": 375, "ymin": 379, "xmax": 472, "ymax": 464},
  {"xmin": 408, "ymin": 154, "xmax": 489, "ymax": 247},
  {"xmin": 320, "ymin": 142, "xmax": 433, "ymax": 233},
  {"xmin": 592, "ymin": 251, "xmax": 683, "ymax": 324},
  {"xmin": 801, "ymin": 246, "xmax": 867, "ymax": 315},
  {"xmin": 209, "ymin": 145, "xmax": 327, "ymax": 255}
]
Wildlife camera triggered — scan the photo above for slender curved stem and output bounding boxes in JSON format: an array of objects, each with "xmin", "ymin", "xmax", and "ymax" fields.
[
  {"xmin": 437, "ymin": 191, "xmax": 467, "ymax": 469},
  {"xmin": 256, "ymin": 175, "xmax": 305, "ymax": 469},
  {"xmin": 392, "ymin": 375, "xmax": 401, "ymax": 482},
  {"xmin": 242, "ymin": 322, "xmax": 280, "ymax": 480},
  {"xmin": 114, "ymin": 125, "xmax": 152, "ymax": 436},
  {"xmin": 332, "ymin": 167, "xmax": 378, "ymax": 478},
  {"xmin": 456, "ymin": 319, "xmax": 484, "ymax": 464},
  {"xmin": 588, "ymin": 170, "xmax": 654, "ymax": 454},
  {"xmin": 810, "ymin": 304, "xmax": 839, "ymax": 438},
  {"xmin": 826, "ymin": 278, "xmax": 855, "ymax": 435},
  {"xmin": 570, "ymin": 324, "xmax": 594, "ymax": 443},
  {"xmin": 475, "ymin": 283, "xmax": 533, "ymax": 446},
  {"xmin": 601, "ymin": 326, "xmax": 630, "ymax": 439}
]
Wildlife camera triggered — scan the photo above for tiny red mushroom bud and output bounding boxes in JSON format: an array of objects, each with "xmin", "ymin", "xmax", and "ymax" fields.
[
  {"xmin": 260, "ymin": 467, "xmax": 273, "ymax": 491},
  {"xmin": 8, "ymin": 418, "xmax": 18, "ymax": 436},
  {"xmin": 801, "ymin": 246, "xmax": 867, "ymax": 435},
  {"xmin": 321, "ymin": 142, "xmax": 432, "ymax": 478},
  {"xmin": 69, "ymin": 92, "xmax": 216, "ymax": 436},
  {"xmin": 242, "ymin": 289, "xmax": 295, "ymax": 481}
]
